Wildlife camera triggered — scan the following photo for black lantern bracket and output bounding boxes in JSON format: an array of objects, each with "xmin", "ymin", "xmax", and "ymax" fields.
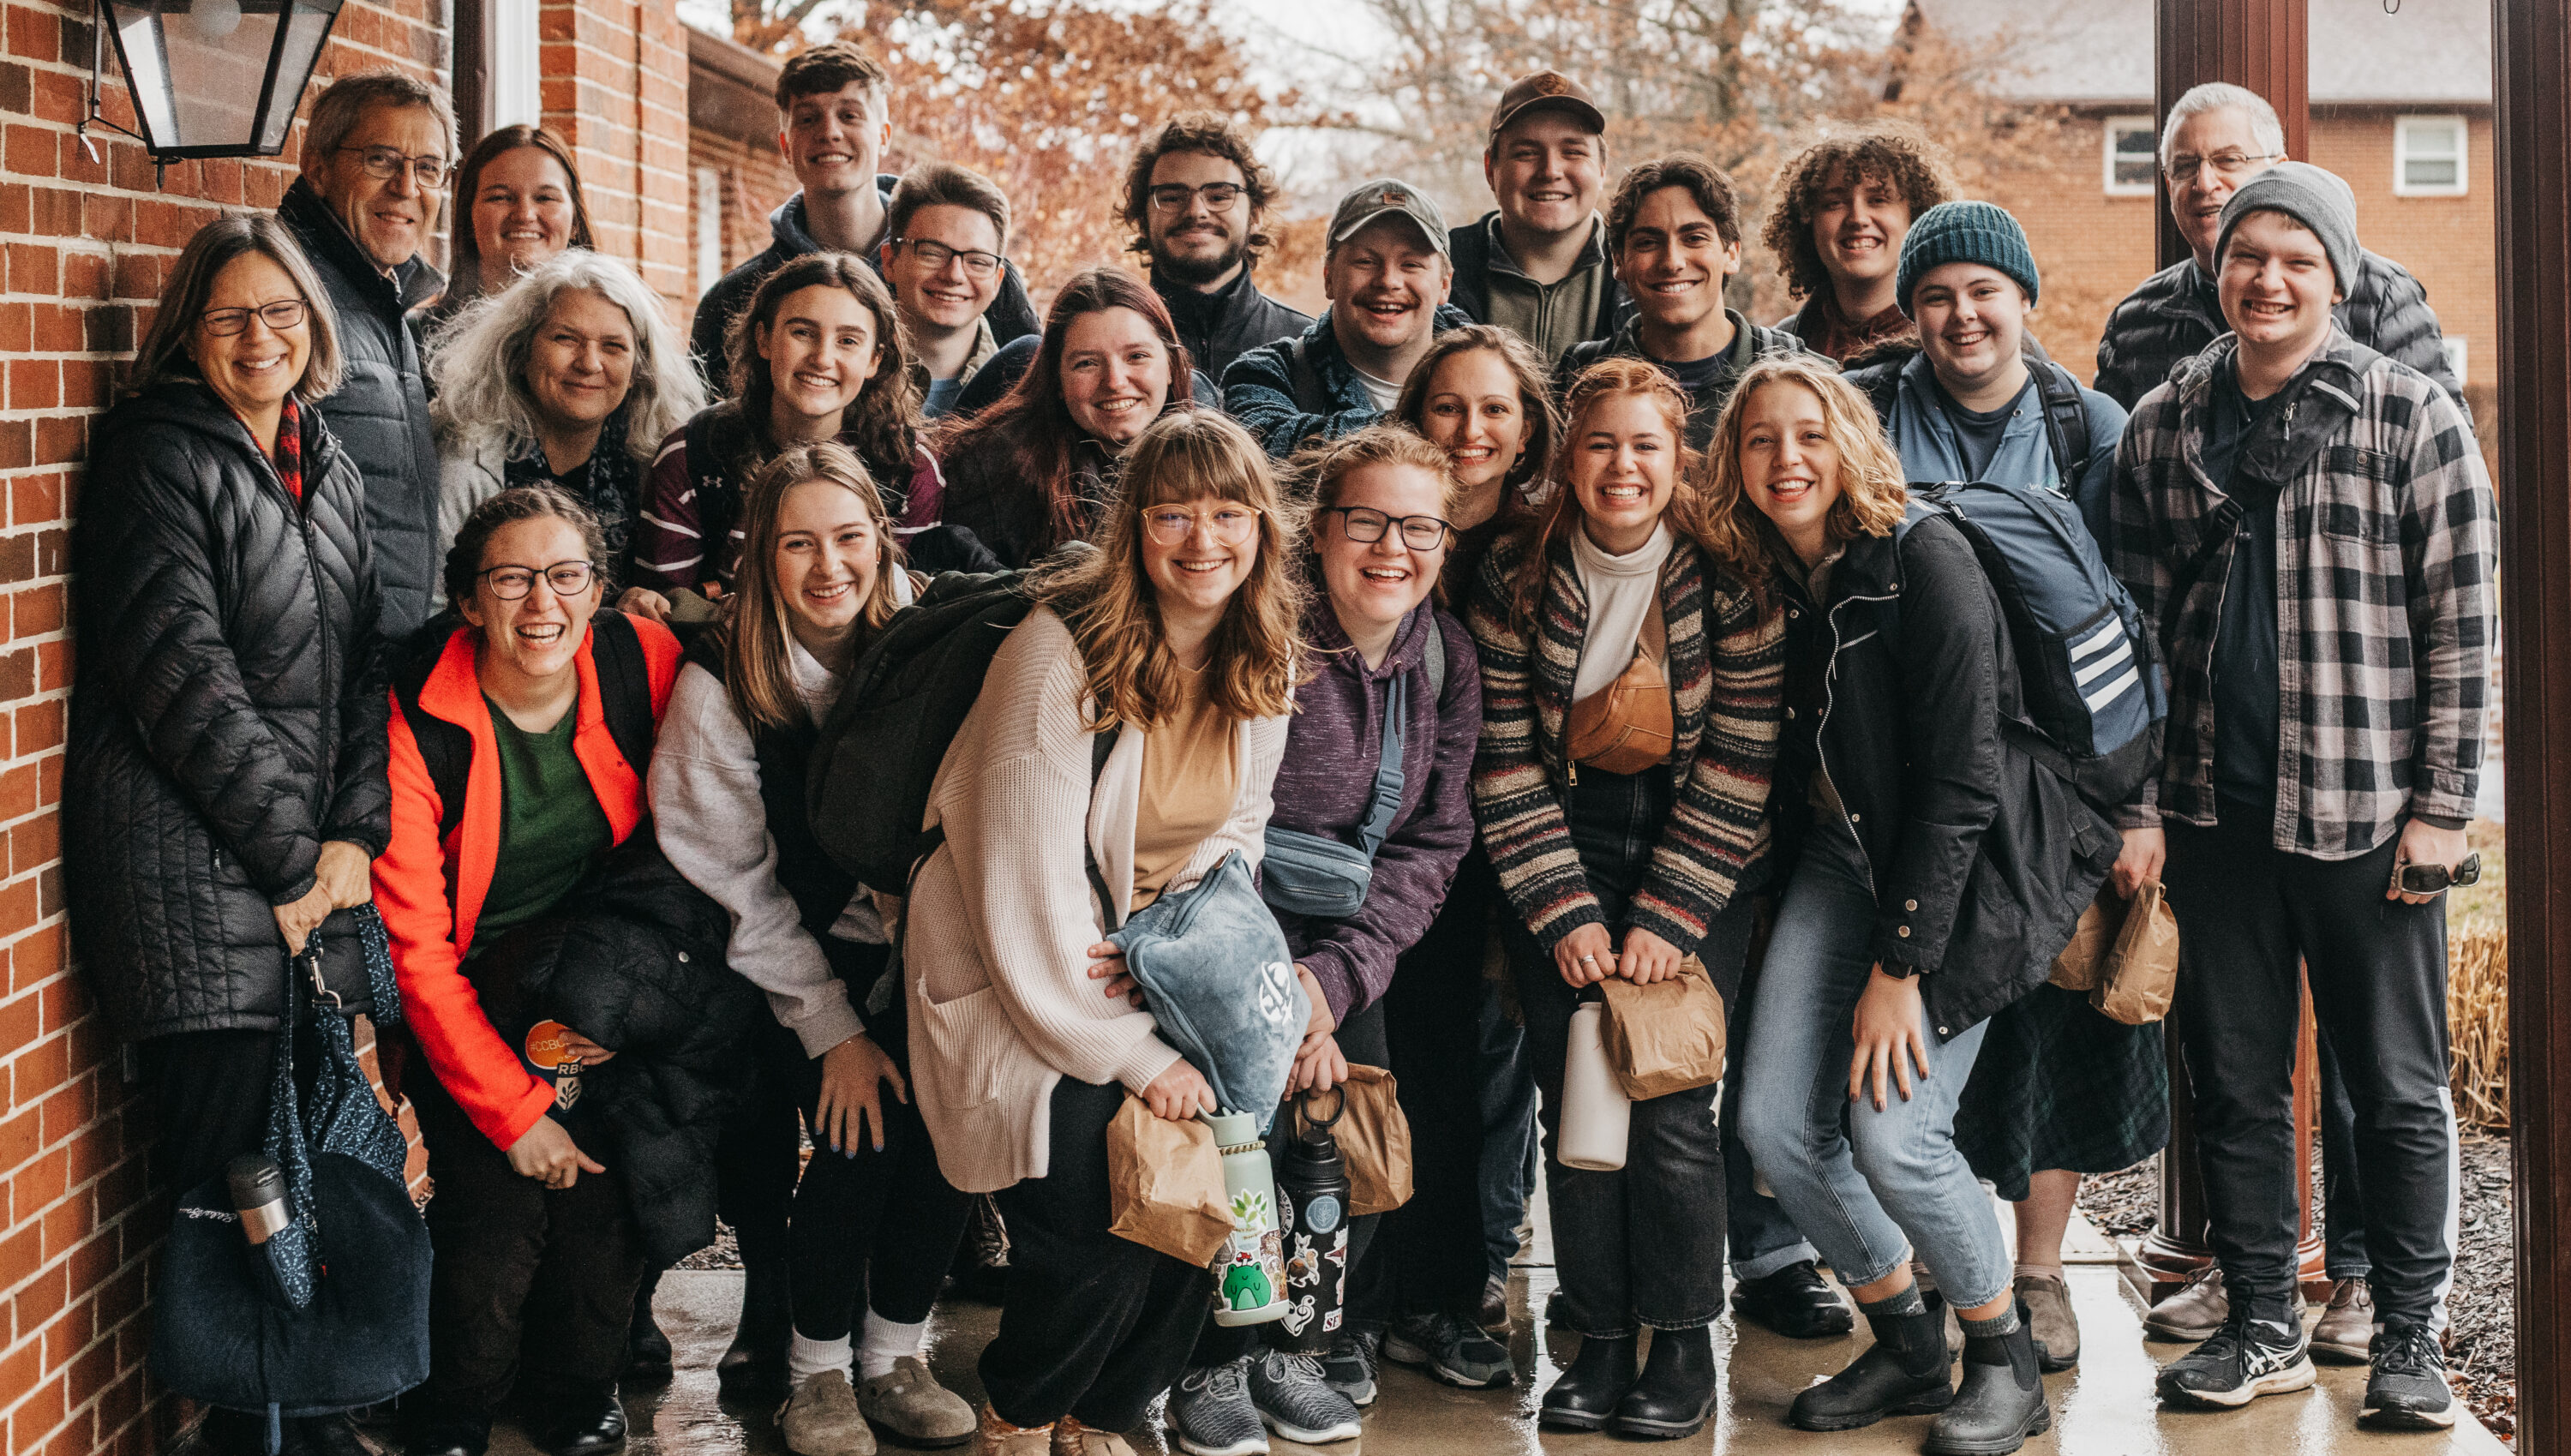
[{"xmin": 81, "ymin": 0, "xmax": 346, "ymax": 184}]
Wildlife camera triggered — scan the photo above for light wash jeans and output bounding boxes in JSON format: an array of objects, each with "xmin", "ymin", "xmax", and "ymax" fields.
[{"xmin": 1734, "ymin": 813, "xmax": 2011, "ymax": 1311}]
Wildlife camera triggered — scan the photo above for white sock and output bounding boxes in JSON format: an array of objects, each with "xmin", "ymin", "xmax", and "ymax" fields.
[
  {"xmin": 788, "ymin": 1331, "xmax": 852, "ymax": 1388},
  {"xmin": 857, "ymin": 1311, "xmax": 928, "ymax": 1380}
]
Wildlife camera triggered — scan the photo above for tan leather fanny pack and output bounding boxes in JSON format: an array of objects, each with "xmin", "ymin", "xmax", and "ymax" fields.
[{"xmin": 1566, "ymin": 600, "xmax": 1675, "ymax": 775}]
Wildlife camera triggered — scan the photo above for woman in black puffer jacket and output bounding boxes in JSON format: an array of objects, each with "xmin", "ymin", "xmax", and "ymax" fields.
[{"xmin": 67, "ymin": 216, "xmax": 387, "ymax": 1456}]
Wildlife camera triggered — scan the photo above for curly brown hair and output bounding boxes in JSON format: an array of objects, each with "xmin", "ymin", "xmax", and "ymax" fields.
[
  {"xmin": 1760, "ymin": 124, "xmax": 1958, "ymax": 301},
  {"xmin": 1120, "ymin": 111, "xmax": 1280, "ymax": 261},
  {"xmin": 1603, "ymin": 153, "xmax": 1743, "ymax": 257}
]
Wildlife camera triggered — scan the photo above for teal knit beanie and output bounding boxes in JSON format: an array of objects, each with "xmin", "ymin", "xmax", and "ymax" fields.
[{"xmin": 1896, "ymin": 201, "xmax": 2040, "ymax": 316}]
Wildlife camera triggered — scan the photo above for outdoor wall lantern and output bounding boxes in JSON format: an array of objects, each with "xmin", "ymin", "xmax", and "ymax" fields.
[{"xmin": 78, "ymin": 0, "xmax": 345, "ymax": 171}]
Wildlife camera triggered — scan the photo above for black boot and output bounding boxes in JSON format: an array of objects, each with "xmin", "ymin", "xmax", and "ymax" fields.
[
  {"xmin": 1612, "ymin": 1326, "xmax": 1717, "ymax": 1439},
  {"xmin": 1927, "ymin": 1302, "xmax": 2050, "ymax": 1455},
  {"xmin": 197, "ymin": 1409, "xmax": 277, "ymax": 1456},
  {"xmin": 532, "ymin": 1392, "xmax": 626, "ymax": 1456},
  {"xmin": 1729, "ymin": 1260, "xmax": 1855, "ymax": 1339},
  {"xmin": 1537, "ymin": 1333, "xmax": 1638, "ymax": 1431},
  {"xmin": 1788, "ymin": 1291, "xmax": 1954, "ymax": 1431},
  {"xmin": 715, "ymin": 1260, "xmax": 793, "ymax": 1401},
  {"xmin": 626, "ymin": 1266, "xmax": 674, "ymax": 1385}
]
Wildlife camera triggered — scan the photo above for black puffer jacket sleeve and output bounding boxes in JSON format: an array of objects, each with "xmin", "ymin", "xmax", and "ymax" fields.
[
  {"xmin": 2346, "ymin": 250, "xmax": 2465, "ymax": 407},
  {"xmin": 323, "ymin": 522, "xmax": 392, "ymax": 856},
  {"xmin": 1873, "ymin": 521, "xmax": 2006, "ymax": 974}
]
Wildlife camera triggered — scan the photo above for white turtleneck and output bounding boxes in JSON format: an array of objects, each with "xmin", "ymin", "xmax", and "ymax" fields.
[{"xmin": 1569, "ymin": 518, "xmax": 1674, "ymax": 702}]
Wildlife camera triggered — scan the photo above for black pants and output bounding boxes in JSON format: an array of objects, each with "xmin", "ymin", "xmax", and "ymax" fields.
[
  {"xmin": 983, "ymin": 1076, "xmax": 1211, "ymax": 1429},
  {"xmin": 1190, "ymin": 998, "xmax": 1390, "ymax": 1366},
  {"xmin": 715, "ymin": 1024, "xmax": 809, "ymax": 1282},
  {"xmin": 144, "ymin": 1029, "xmax": 281, "ymax": 1195},
  {"xmin": 1378, "ymin": 856, "xmax": 1506, "ymax": 1318},
  {"xmin": 2163, "ymin": 811, "xmax": 2454, "ymax": 1327},
  {"xmin": 415, "ymin": 1077, "xmax": 645, "ymax": 1416},
  {"xmin": 2317, "ymin": 1028, "xmax": 2372, "ymax": 1279},
  {"xmin": 1503, "ymin": 764, "xmax": 1737, "ymax": 1338}
]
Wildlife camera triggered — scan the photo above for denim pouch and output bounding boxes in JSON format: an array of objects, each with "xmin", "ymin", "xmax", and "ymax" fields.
[{"xmin": 1111, "ymin": 849, "xmax": 1308, "ymax": 1128}]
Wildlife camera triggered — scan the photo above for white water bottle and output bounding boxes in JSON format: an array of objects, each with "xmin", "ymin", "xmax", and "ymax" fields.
[{"xmin": 1559, "ymin": 994, "xmax": 1630, "ymax": 1171}]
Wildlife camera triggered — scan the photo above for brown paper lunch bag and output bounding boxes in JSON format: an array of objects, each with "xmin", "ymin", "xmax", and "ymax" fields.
[
  {"xmin": 2093, "ymin": 878, "xmax": 2180, "ymax": 1026},
  {"xmin": 2047, "ymin": 888, "xmax": 2119, "ymax": 992},
  {"xmin": 1105, "ymin": 1092, "xmax": 1232, "ymax": 1266},
  {"xmin": 1295, "ymin": 1064, "xmax": 1413, "ymax": 1215},
  {"xmin": 1597, "ymin": 954, "xmax": 1727, "ymax": 1100}
]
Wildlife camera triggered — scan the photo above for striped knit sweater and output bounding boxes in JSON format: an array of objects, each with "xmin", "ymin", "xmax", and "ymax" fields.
[{"xmin": 1465, "ymin": 525, "xmax": 1784, "ymax": 952}]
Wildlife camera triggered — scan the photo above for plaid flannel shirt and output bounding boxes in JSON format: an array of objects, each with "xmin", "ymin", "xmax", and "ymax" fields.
[{"xmin": 2107, "ymin": 328, "xmax": 2495, "ymax": 859}]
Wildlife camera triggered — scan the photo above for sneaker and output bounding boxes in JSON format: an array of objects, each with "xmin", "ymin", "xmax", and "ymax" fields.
[
  {"xmin": 1164, "ymin": 1359, "xmax": 1268, "ymax": 1456},
  {"xmin": 1247, "ymin": 1350, "xmax": 1363, "ymax": 1444},
  {"xmin": 1383, "ymin": 1312, "xmax": 1513, "ymax": 1387},
  {"xmin": 777, "ymin": 1370, "xmax": 878, "ymax": 1456},
  {"xmin": 2143, "ymin": 1266, "xmax": 2230, "ymax": 1343},
  {"xmin": 2360, "ymin": 1323, "xmax": 2456, "ymax": 1429},
  {"xmin": 1320, "ymin": 1328, "xmax": 1380, "ymax": 1408},
  {"xmin": 2154, "ymin": 1306, "xmax": 2316, "ymax": 1409},
  {"xmin": 856, "ymin": 1356, "xmax": 976, "ymax": 1447},
  {"xmin": 2310, "ymin": 1278, "xmax": 2376, "ymax": 1366}
]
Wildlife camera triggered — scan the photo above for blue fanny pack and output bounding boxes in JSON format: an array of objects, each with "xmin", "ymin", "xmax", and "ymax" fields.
[{"xmin": 1103, "ymin": 849, "xmax": 1306, "ymax": 1124}]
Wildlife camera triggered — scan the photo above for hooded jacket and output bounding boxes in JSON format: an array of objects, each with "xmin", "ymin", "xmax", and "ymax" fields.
[
  {"xmin": 1221, "ymin": 304, "xmax": 1475, "ymax": 460},
  {"xmin": 690, "ymin": 183, "xmax": 1041, "ymax": 385},
  {"xmin": 68, "ymin": 380, "xmax": 390, "ymax": 1040},
  {"xmin": 1447, "ymin": 211, "xmax": 1626, "ymax": 364},
  {"xmin": 2093, "ymin": 250, "xmax": 2462, "ymax": 413},
  {"xmin": 1156, "ymin": 262, "xmax": 1314, "ymax": 387},
  {"xmin": 279, "ymin": 179, "xmax": 446, "ymax": 636}
]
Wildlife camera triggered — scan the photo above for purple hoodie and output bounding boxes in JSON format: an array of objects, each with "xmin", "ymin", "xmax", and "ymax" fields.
[{"xmin": 1268, "ymin": 599, "xmax": 1482, "ymax": 1022}]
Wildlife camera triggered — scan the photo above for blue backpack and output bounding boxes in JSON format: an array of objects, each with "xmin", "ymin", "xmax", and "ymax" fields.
[{"xmin": 1897, "ymin": 481, "xmax": 2166, "ymax": 814}]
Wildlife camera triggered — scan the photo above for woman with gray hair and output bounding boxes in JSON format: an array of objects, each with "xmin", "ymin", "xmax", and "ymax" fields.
[
  {"xmin": 430, "ymin": 249, "xmax": 705, "ymax": 593},
  {"xmin": 67, "ymin": 213, "xmax": 392, "ymax": 1455}
]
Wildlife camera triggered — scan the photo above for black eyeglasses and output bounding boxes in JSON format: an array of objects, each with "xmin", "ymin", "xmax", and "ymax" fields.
[
  {"xmin": 335, "ymin": 145, "xmax": 451, "ymax": 188},
  {"xmin": 1148, "ymin": 182, "xmax": 1248, "ymax": 213},
  {"xmin": 1325, "ymin": 506, "xmax": 1453, "ymax": 550},
  {"xmin": 478, "ymin": 560, "xmax": 597, "ymax": 600},
  {"xmin": 895, "ymin": 238, "xmax": 1004, "ymax": 279},
  {"xmin": 200, "ymin": 300, "xmax": 307, "ymax": 336}
]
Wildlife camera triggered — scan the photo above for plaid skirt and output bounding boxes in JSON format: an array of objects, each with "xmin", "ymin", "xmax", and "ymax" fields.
[{"xmin": 1954, "ymin": 984, "xmax": 2169, "ymax": 1201}]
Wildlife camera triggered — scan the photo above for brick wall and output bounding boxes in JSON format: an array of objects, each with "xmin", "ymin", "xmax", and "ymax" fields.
[
  {"xmin": 540, "ymin": 0, "xmax": 692, "ymax": 315},
  {"xmin": 687, "ymin": 124, "xmax": 794, "ymax": 291}
]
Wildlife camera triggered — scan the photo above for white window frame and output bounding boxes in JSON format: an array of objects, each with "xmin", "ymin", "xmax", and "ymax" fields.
[
  {"xmin": 2394, "ymin": 115, "xmax": 2468, "ymax": 197},
  {"xmin": 2104, "ymin": 115, "xmax": 2160, "ymax": 196},
  {"xmin": 477, "ymin": 0, "xmax": 540, "ymax": 133},
  {"xmin": 695, "ymin": 168, "xmax": 725, "ymax": 301}
]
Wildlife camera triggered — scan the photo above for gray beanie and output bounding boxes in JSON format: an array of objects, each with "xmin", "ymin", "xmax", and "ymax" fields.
[{"xmin": 2215, "ymin": 161, "xmax": 2359, "ymax": 293}]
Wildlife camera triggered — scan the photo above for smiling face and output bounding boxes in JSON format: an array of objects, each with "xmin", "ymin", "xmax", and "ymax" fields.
[
  {"xmin": 1320, "ymin": 462, "xmax": 1448, "ymax": 639},
  {"xmin": 1616, "ymin": 185, "xmax": 1742, "ymax": 337},
  {"xmin": 882, "ymin": 202, "xmax": 1003, "ymax": 333},
  {"xmin": 1811, "ymin": 165, "xmax": 1909, "ymax": 296},
  {"xmin": 1485, "ymin": 111, "xmax": 1604, "ymax": 242},
  {"xmin": 1913, "ymin": 261, "xmax": 2030, "ymax": 397},
  {"xmin": 1418, "ymin": 347, "xmax": 1531, "ymax": 496},
  {"xmin": 1147, "ymin": 150, "xmax": 1253, "ymax": 289},
  {"xmin": 188, "ymin": 251, "xmax": 313, "ymax": 420},
  {"xmin": 1567, "ymin": 391, "xmax": 1681, "ymax": 554},
  {"xmin": 461, "ymin": 514, "xmax": 602, "ymax": 687},
  {"xmin": 757, "ymin": 285, "xmax": 882, "ymax": 431},
  {"xmin": 2219, "ymin": 208, "xmax": 2342, "ymax": 361},
  {"xmin": 311, "ymin": 102, "xmax": 447, "ymax": 272},
  {"xmin": 524, "ymin": 288, "xmax": 637, "ymax": 438},
  {"xmin": 1735, "ymin": 380, "xmax": 1846, "ymax": 558},
  {"xmin": 779, "ymin": 81, "xmax": 889, "ymax": 201},
  {"xmin": 770, "ymin": 478, "xmax": 882, "ymax": 643},
  {"xmin": 1059, "ymin": 307, "xmax": 1175, "ymax": 449},
  {"xmin": 1323, "ymin": 216, "xmax": 1452, "ymax": 354},
  {"xmin": 1140, "ymin": 492, "xmax": 1259, "ymax": 626},
  {"xmin": 2167, "ymin": 105, "xmax": 2275, "ymax": 268},
  {"xmin": 472, "ymin": 146, "xmax": 577, "ymax": 291}
]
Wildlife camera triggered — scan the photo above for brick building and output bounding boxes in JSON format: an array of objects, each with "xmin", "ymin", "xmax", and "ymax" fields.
[{"xmin": 1907, "ymin": 0, "xmax": 2496, "ymax": 442}]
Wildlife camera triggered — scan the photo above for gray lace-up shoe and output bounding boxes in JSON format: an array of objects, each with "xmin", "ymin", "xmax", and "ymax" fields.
[
  {"xmin": 1165, "ymin": 1358, "xmax": 1268, "ymax": 1456},
  {"xmin": 1383, "ymin": 1312, "xmax": 1513, "ymax": 1387},
  {"xmin": 1248, "ymin": 1351, "xmax": 1363, "ymax": 1444}
]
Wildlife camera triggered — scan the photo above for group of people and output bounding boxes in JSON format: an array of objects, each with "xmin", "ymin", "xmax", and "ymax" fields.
[{"xmin": 63, "ymin": 37, "xmax": 2491, "ymax": 1456}]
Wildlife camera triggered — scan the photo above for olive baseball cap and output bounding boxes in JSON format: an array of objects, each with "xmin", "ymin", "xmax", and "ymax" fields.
[
  {"xmin": 1489, "ymin": 70, "xmax": 1605, "ymax": 143},
  {"xmin": 1327, "ymin": 179, "xmax": 1452, "ymax": 258}
]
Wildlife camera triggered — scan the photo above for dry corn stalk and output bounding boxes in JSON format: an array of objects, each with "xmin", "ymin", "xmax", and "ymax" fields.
[{"xmin": 2448, "ymin": 920, "xmax": 2508, "ymax": 1130}]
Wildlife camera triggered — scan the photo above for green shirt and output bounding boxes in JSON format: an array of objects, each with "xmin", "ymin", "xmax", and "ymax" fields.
[{"xmin": 475, "ymin": 697, "xmax": 613, "ymax": 941}]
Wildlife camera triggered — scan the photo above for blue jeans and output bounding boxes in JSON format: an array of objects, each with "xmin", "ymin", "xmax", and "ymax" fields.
[{"xmin": 1735, "ymin": 814, "xmax": 2011, "ymax": 1311}]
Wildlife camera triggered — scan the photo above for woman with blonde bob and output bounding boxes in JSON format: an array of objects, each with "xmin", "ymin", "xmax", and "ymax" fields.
[
  {"xmin": 901, "ymin": 408, "xmax": 1302, "ymax": 1456},
  {"xmin": 1466, "ymin": 357, "xmax": 1783, "ymax": 1439},
  {"xmin": 651, "ymin": 443, "xmax": 979, "ymax": 1453},
  {"xmin": 1716, "ymin": 357, "xmax": 2098, "ymax": 1454}
]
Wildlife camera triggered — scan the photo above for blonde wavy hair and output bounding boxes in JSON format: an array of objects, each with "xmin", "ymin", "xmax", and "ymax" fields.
[
  {"xmin": 1699, "ymin": 356, "xmax": 1910, "ymax": 595},
  {"xmin": 723, "ymin": 443, "xmax": 909, "ymax": 734},
  {"xmin": 1502, "ymin": 356, "xmax": 1722, "ymax": 630},
  {"xmin": 1034, "ymin": 410, "xmax": 1303, "ymax": 730}
]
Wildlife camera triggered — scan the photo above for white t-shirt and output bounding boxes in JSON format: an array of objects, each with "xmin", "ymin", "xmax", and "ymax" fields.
[
  {"xmin": 1352, "ymin": 365, "xmax": 1403, "ymax": 412},
  {"xmin": 1568, "ymin": 519, "xmax": 1674, "ymax": 703}
]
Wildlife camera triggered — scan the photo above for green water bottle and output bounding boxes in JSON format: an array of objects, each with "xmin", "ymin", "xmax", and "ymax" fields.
[{"xmin": 1207, "ymin": 1110, "xmax": 1290, "ymax": 1327}]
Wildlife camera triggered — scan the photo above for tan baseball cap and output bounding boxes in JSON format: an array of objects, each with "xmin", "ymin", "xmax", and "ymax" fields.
[
  {"xmin": 1489, "ymin": 70, "xmax": 1605, "ymax": 143},
  {"xmin": 1327, "ymin": 179, "xmax": 1452, "ymax": 258}
]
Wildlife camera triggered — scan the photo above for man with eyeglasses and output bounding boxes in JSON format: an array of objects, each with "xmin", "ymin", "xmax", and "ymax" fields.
[
  {"xmin": 1122, "ymin": 111, "xmax": 1314, "ymax": 386},
  {"xmin": 1447, "ymin": 70, "xmax": 1626, "ymax": 368},
  {"xmin": 689, "ymin": 42, "xmax": 1039, "ymax": 390},
  {"xmin": 2095, "ymin": 82, "xmax": 2460, "ymax": 412},
  {"xmin": 277, "ymin": 69, "xmax": 457, "ymax": 635},
  {"xmin": 878, "ymin": 162, "xmax": 1016, "ymax": 418}
]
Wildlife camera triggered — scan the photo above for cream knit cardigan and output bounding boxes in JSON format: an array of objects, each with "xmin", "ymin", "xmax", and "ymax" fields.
[{"xmin": 904, "ymin": 606, "xmax": 1288, "ymax": 1194}]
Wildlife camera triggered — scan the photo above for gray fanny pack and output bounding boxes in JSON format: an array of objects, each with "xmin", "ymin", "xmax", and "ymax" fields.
[{"xmin": 1260, "ymin": 623, "xmax": 1443, "ymax": 920}]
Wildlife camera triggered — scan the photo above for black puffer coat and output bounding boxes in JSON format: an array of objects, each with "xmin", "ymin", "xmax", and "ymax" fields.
[
  {"xmin": 279, "ymin": 180, "xmax": 445, "ymax": 636},
  {"xmin": 68, "ymin": 380, "xmax": 390, "ymax": 1041},
  {"xmin": 1770, "ymin": 512, "xmax": 2119, "ymax": 1041},
  {"xmin": 479, "ymin": 836, "xmax": 762, "ymax": 1266},
  {"xmin": 2093, "ymin": 250, "xmax": 2462, "ymax": 412}
]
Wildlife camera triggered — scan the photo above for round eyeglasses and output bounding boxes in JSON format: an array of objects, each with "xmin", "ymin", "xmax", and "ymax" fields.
[{"xmin": 1142, "ymin": 505, "xmax": 1261, "ymax": 546}]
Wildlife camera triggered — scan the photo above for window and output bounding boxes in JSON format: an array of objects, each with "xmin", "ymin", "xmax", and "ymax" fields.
[
  {"xmin": 695, "ymin": 168, "xmax": 724, "ymax": 301},
  {"xmin": 2395, "ymin": 116, "xmax": 2468, "ymax": 196},
  {"xmin": 2443, "ymin": 337, "xmax": 2469, "ymax": 392},
  {"xmin": 2105, "ymin": 117, "xmax": 2159, "ymax": 196}
]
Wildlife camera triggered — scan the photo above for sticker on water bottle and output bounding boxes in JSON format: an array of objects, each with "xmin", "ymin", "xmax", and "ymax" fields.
[{"xmin": 1303, "ymin": 1194, "xmax": 1342, "ymax": 1234}]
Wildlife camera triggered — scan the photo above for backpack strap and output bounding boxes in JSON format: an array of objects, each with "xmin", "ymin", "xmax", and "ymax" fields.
[
  {"xmin": 1086, "ymin": 729, "xmax": 1121, "ymax": 932},
  {"xmin": 1354, "ymin": 674, "xmax": 1410, "ymax": 861},
  {"xmin": 687, "ymin": 410, "xmax": 742, "ymax": 585},
  {"xmin": 589, "ymin": 611, "xmax": 658, "ymax": 781},
  {"xmin": 392, "ymin": 642, "xmax": 473, "ymax": 845},
  {"xmin": 2035, "ymin": 361, "xmax": 2094, "ymax": 494},
  {"xmin": 1421, "ymin": 614, "xmax": 1446, "ymax": 700}
]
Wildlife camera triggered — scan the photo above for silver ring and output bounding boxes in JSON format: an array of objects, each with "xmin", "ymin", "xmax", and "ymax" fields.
[{"xmin": 1581, "ymin": 954, "xmax": 1598, "ymax": 964}]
